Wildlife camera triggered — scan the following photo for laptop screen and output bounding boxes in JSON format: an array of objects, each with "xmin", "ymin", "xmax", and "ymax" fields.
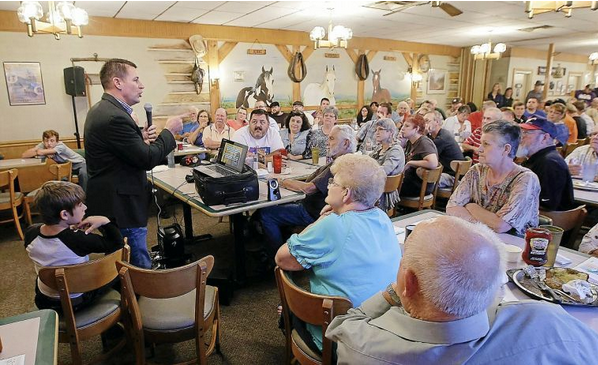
[{"xmin": 217, "ymin": 139, "xmax": 248, "ymax": 173}]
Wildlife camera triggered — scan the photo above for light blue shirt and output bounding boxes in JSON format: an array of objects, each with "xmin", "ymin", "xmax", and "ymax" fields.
[{"xmin": 288, "ymin": 208, "xmax": 402, "ymax": 350}]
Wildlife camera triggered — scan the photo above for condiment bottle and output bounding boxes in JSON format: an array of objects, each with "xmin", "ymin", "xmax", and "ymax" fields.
[{"xmin": 522, "ymin": 227, "xmax": 552, "ymax": 266}]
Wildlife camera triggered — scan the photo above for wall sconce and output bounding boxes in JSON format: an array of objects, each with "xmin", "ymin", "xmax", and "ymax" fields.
[
  {"xmin": 590, "ymin": 52, "xmax": 598, "ymax": 66},
  {"xmin": 407, "ymin": 67, "xmax": 423, "ymax": 84},
  {"xmin": 210, "ymin": 68, "xmax": 220, "ymax": 87}
]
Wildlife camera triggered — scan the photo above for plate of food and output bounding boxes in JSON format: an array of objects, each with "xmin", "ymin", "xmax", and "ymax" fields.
[
  {"xmin": 572, "ymin": 180, "xmax": 598, "ymax": 191},
  {"xmin": 508, "ymin": 267, "xmax": 598, "ymax": 306}
]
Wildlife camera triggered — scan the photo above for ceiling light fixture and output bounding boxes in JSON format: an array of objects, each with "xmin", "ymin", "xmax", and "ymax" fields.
[
  {"xmin": 310, "ymin": 11, "xmax": 353, "ymax": 50},
  {"xmin": 590, "ymin": 52, "xmax": 598, "ymax": 65},
  {"xmin": 524, "ymin": 1, "xmax": 597, "ymax": 19},
  {"xmin": 470, "ymin": 41, "xmax": 507, "ymax": 60},
  {"xmin": 17, "ymin": 1, "xmax": 89, "ymax": 39}
]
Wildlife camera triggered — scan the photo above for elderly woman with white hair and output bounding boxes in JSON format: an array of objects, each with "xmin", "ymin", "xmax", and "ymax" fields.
[
  {"xmin": 447, "ymin": 120, "xmax": 540, "ymax": 236},
  {"xmin": 370, "ymin": 118, "xmax": 405, "ymax": 211},
  {"xmin": 275, "ymin": 154, "xmax": 402, "ymax": 355}
]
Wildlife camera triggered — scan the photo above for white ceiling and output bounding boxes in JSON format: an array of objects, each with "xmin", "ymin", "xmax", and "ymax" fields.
[{"xmin": 1, "ymin": 1, "xmax": 597, "ymax": 55}]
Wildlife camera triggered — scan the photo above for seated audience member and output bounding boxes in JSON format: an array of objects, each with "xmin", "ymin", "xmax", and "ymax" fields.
[
  {"xmin": 513, "ymin": 101, "xmax": 526, "ymax": 123},
  {"xmin": 404, "ymin": 98, "xmax": 415, "ymax": 114},
  {"xmin": 22, "ymin": 130, "xmax": 88, "ymax": 191},
  {"xmin": 425, "ymin": 111, "xmax": 465, "ymax": 188},
  {"xmin": 260, "ymin": 125, "xmax": 356, "ymax": 255},
  {"xmin": 524, "ymin": 97, "xmax": 547, "ymax": 119},
  {"xmin": 326, "ymin": 216, "xmax": 598, "ymax": 364},
  {"xmin": 276, "ymin": 154, "xmax": 401, "ymax": 353},
  {"xmin": 201, "ymin": 108, "xmax": 232, "ymax": 150},
  {"xmin": 175, "ymin": 106, "xmax": 199, "ymax": 140},
  {"xmin": 24, "ymin": 181, "xmax": 124, "ymax": 312},
  {"xmin": 448, "ymin": 97, "xmax": 463, "ymax": 117},
  {"xmin": 292, "ymin": 100, "xmax": 314, "ymax": 125},
  {"xmin": 232, "ymin": 108, "xmax": 284, "ymax": 154},
  {"xmin": 501, "ymin": 107, "xmax": 515, "ymax": 122},
  {"xmin": 269, "ymin": 101, "xmax": 287, "ymax": 128},
  {"xmin": 462, "ymin": 107, "xmax": 503, "ymax": 164},
  {"xmin": 518, "ymin": 117, "xmax": 574, "ymax": 211},
  {"xmin": 443, "ymin": 105, "xmax": 471, "ymax": 142},
  {"xmin": 487, "ymin": 83, "xmax": 505, "ymax": 108},
  {"xmin": 187, "ymin": 109, "xmax": 211, "ymax": 147},
  {"xmin": 395, "ymin": 101, "xmax": 411, "ymax": 127},
  {"xmin": 526, "ymin": 80, "xmax": 544, "ymax": 102},
  {"xmin": 565, "ymin": 127, "xmax": 598, "ymax": 178},
  {"xmin": 281, "ymin": 111, "xmax": 311, "ymax": 160},
  {"xmin": 425, "ymin": 99, "xmax": 446, "ymax": 119},
  {"xmin": 370, "ymin": 118, "xmax": 405, "ymax": 212},
  {"xmin": 503, "ymin": 87, "xmax": 514, "ymax": 108},
  {"xmin": 358, "ymin": 102, "xmax": 392, "ymax": 153},
  {"xmin": 587, "ymin": 98, "xmax": 598, "ymax": 124},
  {"xmin": 370, "ymin": 101, "xmax": 379, "ymax": 120},
  {"xmin": 227, "ymin": 106, "xmax": 248, "ymax": 131},
  {"xmin": 311, "ymin": 97, "xmax": 330, "ymax": 121},
  {"xmin": 306, "ymin": 106, "xmax": 338, "ymax": 158},
  {"xmin": 468, "ymin": 100, "xmax": 496, "ymax": 131},
  {"xmin": 576, "ymin": 100, "xmax": 596, "ymax": 134},
  {"xmin": 572, "ymin": 101, "xmax": 590, "ymax": 139},
  {"xmin": 547, "ymin": 102, "xmax": 570, "ymax": 145},
  {"xmin": 254, "ymin": 100, "xmax": 280, "ymax": 132},
  {"xmin": 447, "ymin": 121, "xmax": 540, "ymax": 236},
  {"xmin": 579, "ymin": 222, "xmax": 598, "ymax": 256},
  {"xmin": 399, "ymin": 115, "xmax": 439, "ymax": 197},
  {"xmin": 563, "ymin": 103, "xmax": 580, "ymax": 143},
  {"xmin": 575, "ymin": 84, "xmax": 597, "ymax": 107},
  {"xmin": 356, "ymin": 105, "xmax": 373, "ymax": 128}
]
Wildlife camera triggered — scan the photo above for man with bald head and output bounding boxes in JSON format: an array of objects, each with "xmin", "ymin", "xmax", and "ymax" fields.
[
  {"xmin": 326, "ymin": 216, "xmax": 598, "ymax": 364},
  {"xmin": 462, "ymin": 107, "xmax": 502, "ymax": 163},
  {"xmin": 202, "ymin": 107, "xmax": 232, "ymax": 149}
]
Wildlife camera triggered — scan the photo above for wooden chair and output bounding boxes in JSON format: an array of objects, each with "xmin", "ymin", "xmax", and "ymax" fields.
[
  {"xmin": 275, "ymin": 267, "xmax": 352, "ymax": 365},
  {"xmin": 0, "ymin": 169, "xmax": 25, "ymax": 240},
  {"xmin": 117, "ymin": 255, "xmax": 221, "ymax": 365},
  {"xmin": 435, "ymin": 158, "xmax": 472, "ymax": 210},
  {"xmin": 577, "ymin": 138, "xmax": 588, "ymax": 146},
  {"xmin": 540, "ymin": 205, "xmax": 587, "ymax": 249},
  {"xmin": 563, "ymin": 142, "xmax": 579, "ymax": 157},
  {"xmin": 38, "ymin": 245, "xmax": 130, "ymax": 365},
  {"xmin": 398, "ymin": 165, "xmax": 443, "ymax": 211},
  {"xmin": 383, "ymin": 173, "xmax": 404, "ymax": 217},
  {"xmin": 24, "ymin": 161, "xmax": 72, "ymax": 225}
]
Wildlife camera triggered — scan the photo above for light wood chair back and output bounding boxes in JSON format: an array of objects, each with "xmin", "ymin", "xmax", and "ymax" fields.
[
  {"xmin": 540, "ymin": 205, "xmax": 587, "ymax": 249},
  {"xmin": 49, "ymin": 161, "xmax": 72, "ymax": 182},
  {"xmin": 436, "ymin": 158, "xmax": 472, "ymax": 207},
  {"xmin": 383, "ymin": 173, "xmax": 404, "ymax": 217},
  {"xmin": 38, "ymin": 244, "xmax": 130, "ymax": 365},
  {"xmin": 275, "ymin": 267, "xmax": 352, "ymax": 365},
  {"xmin": 563, "ymin": 142, "xmax": 579, "ymax": 157},
  {"xmin": 0, "ymin": 169, "xmax": 24, "ymax": 240},
  {"xmin": 398, "ymin": 165, "xmax": 443, "ymax": 211},
  {"xmin": 117, "ymin": 255, "xmax": 220, "ymax": 365}
]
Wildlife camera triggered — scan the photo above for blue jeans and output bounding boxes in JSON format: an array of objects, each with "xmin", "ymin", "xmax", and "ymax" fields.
[
  {"xmin": 120, "ymin": 227, "xmax": 151, "ymax": 269},
  {"xmin": 260, "ymin": 203, "xmax": 315, "ymax": 254}
]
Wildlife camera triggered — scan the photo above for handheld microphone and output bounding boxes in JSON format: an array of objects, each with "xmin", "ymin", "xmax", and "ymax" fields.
[{"xmin": 144, "ymin": 103, "xmax": 153, "ymax": 127}]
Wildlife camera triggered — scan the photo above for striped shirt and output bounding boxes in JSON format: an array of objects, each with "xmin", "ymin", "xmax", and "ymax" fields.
[{"xmin": 464, "ymin": 128, "xmax": 482, "ymax": 163}]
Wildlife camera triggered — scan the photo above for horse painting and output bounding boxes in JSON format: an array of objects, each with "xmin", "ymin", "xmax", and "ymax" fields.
[
  {"xmin": 235, "ymin": 66, "xmax": 274, "ymax": 108},
  {"xmin": 371, "ymin": 69, "xmax": 391, "ymax": 104},
  {"xmin": 303, "ymin": 65, "xmax": 336, "ymax": 107}
]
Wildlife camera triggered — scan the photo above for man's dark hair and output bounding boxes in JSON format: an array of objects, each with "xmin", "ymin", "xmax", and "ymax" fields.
[
  {"xmin": 320, "ymin": 98, "xmax": 330, "ymax": 104},
  {"xmin": 100, "ymin": 58, "xmax": 137, "ymax": 90},
  {"xmin": 457, "ymin": 105, "xmax": 471, "ymax": 114},
  {"xmin": 42, "ymin": 130, "xmax": 59, "ymax": 141},
  {"xmin": 35, "ymin": 181, "xmax": 85, "ymax": 225},
  {"xmin": 370, "ymin": 101, "xmax": 379, "ymax": 108},
  {"xmin": 527, "ymin": 96, "xmax": 539, "ymax": 103},
  {"xmin": 378, "ymin": 102, "xmax": 393, "ymax": 116},
  {"xmin": 466, "ymin": 102, "xmax": 478, "ymax": 113},
  {"xmin": 250, "ymin": 108, "xmax": 268, "ymax": 120}
]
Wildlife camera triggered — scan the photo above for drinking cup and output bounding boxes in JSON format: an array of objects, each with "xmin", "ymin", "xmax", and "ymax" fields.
[
  {"xmin": 311, "ymin": 147, "xmax": 320, "ymax": 165},
  {"xmin": 539, "ymin": 225, "xmax": 564, "ymax": 267},
  {"xmin": 273, "ymin": 153, "xmax": 282, "ymax": 174}
]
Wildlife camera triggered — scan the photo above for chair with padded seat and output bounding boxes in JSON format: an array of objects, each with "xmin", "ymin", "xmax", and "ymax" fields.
[
  {"xmin": 382, "ymin": 173, "xmax": 404, "ymax": 217},
  {"xmin": 398, "ymin": 165, "xmax": 443, "ymax": 211},
  {"xmin": 38, "ymin": 244, "xmax": 130, "ymax": 365},
  {"xmin": 539, "ymin": 205, "xmax": 587, "ymax": 249},
  {"xmin": 275, "ymin": 267, "xmax": 352, "ymax": 365},
  {"xmin": 23, "ymin": 161, "xmax": 72, "ymax": 225},
  {"xmin": 117, "ymin": 255, "xmax": 221, "ymax": 365},
  {"xmin": 435, "ymin": 158, "xmax": 472, "ymax": 210},
  {"xmin": 0, "ymin": 169, "xmax": 25, "ymax": 240}
]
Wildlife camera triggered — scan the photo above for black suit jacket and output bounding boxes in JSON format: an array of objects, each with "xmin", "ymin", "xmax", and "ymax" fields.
[{"xmin": 84, "ymin": 93, "xmax": 175, "ymax": 228}]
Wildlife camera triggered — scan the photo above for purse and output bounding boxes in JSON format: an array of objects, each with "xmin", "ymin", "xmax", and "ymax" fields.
[{"xmin": 192, "ymin": 164, "xmax": 259, "ymax": 206}]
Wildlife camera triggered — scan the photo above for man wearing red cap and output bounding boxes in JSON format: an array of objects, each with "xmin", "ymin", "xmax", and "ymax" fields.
[{"xmin": 518, "ymin": 116, "xmax": 574, "ymax": 211}]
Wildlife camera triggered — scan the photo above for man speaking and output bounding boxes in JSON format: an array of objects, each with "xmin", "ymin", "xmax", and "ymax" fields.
[{"xmin": 84, "ymin": 58, "xmax": 182, "ymax": 268}]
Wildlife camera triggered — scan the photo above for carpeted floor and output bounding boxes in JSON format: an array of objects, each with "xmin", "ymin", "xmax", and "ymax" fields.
[{"xmin": 0, "ymin": 200, "xmax": 292, "ymax": 364}]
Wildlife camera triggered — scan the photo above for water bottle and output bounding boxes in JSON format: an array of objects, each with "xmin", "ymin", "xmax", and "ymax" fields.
[
  {"xmin": 252, "ymin": 154, "xmax": 259, "ymax": 170},
  {"xmin": 167, "ymin": 151, "xmax": 175, "ymax": 168}
]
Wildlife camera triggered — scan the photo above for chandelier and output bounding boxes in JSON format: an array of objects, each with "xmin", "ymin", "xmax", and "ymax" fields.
[
  {"xmin": 310, "ymin": 19, "xmax": 353, "ymax": 50},
  {"xmin": 470, "ymin": 41, "xmax": 507, "ymax": 60},
  {"xmin": 525, "ymin": 1, "xmax": 598, "ymax": 18},
  {"xmin": 17, "ymin": 1, "xmax": 89, "ymax": 39}
]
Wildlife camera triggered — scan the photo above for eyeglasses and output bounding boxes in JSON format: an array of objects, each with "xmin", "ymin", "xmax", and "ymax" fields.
[
  {"xmin": 375, "ymin": 127, "xmax": 388, "ymax": 132},
  {"xmin": 327, "ymin": 178, "xmax": 343, "ymax": 188}
]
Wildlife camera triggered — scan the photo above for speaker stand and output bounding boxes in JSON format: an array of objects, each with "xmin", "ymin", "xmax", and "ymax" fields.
[{"xmin": 71, "ymin": 95, "xmax": 82, "ymax": 149}]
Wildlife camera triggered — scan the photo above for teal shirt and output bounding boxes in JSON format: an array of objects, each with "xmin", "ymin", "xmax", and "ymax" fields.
[{"xmin": 288, "ymin": 208, "xmax": 402, "ymax": 350}]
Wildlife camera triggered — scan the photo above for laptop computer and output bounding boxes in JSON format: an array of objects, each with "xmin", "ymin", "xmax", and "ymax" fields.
[{"xmin": 194, "ymin": 139, "xmax": 248, "ymax": 178}]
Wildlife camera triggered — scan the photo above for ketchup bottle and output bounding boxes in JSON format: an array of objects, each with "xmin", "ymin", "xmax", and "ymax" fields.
[{"xmin": 522, "ymin": 227, "xmax": 552, "ymax": 266}]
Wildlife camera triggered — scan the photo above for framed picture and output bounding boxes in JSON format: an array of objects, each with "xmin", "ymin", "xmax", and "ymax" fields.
[
  {"xmin": 427, "ymin": 69, "xmax": 446, "ymax": 94},
  {"xmin": 3, "ymin": 62, "xmax": 45, "ymax": 106}
]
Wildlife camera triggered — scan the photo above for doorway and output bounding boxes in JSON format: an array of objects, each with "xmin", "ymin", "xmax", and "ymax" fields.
[{"xmin": 512, "ymin": 69, "xmax": 532, "ymax": 102}]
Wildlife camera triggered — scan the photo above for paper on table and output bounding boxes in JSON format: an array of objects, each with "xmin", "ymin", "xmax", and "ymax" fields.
[
  {"xmin": 0, "ymin": 355, "xmax": 25, "ymax": 365},
  {"xmin": 574, "ymin": 257, "xmax": 598, "ymax": 285},
  {"xmin": 0, "ymin": 317, "xmax": 39, "ymax": 365}
]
